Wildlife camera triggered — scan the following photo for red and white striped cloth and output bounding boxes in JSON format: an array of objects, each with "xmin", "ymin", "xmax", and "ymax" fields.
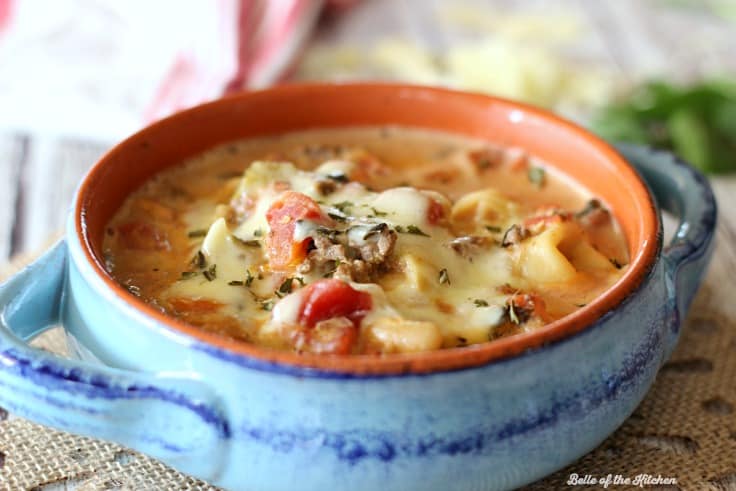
[{"xmin": 0, "ymin": 0, "xmax": 349, "ymax": 140}]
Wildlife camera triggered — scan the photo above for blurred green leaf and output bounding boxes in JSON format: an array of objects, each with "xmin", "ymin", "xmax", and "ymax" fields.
[{"xmin": 591, "ymin": 79, "xmax": 736, "ymax": 174}]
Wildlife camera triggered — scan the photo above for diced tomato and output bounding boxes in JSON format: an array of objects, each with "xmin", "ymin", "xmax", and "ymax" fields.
[
  {"xmin": 117, "ymin": 221, "xmax": 170, "ymax": 251},
  {"xmin": 168, "ymin": 297, "xmax": 223, "ymax": 314},
  {"xmin": 297, "ymin": 279, "xmax": 373, "ymax": 329},
  {"xmin": 426, "ymin": 198, "xmax": 446, "ymax": 225},
  {"xmin": 265, "ymin": 191, "xmax": 329, "ymax": 270}
]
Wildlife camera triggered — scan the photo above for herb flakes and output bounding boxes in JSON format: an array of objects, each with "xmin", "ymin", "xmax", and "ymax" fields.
[
  {"xmin": 228, "ymin": 280, "xmax": 244, "ymax": 286},
  {"xmin": 245, "ymin": 269, "xmax": 255, "ymax": 287},
  {"xmin": 332, "ymin": 201, "xmax": 353, "ymax": 213},
  {"xmin": 187, "ymin": 229, "xmax": 207, "ymax": 238},
  {"xmin": 203, "ymin": 264, "xmax": 217, "ymax": 281},
  {"xmin": 528, "ymin": 166, "xmax": 546, "ymax": 187},
  {"xmin": 576, "ymin": 199, "xmax": 603, "ymax": 219},
  {"xmin": 191, "ymin": 250, "xmax": 207, "ymax": 269},
  {"xmin": 438, "ymin": 268, "xmax": 451, "ymax": 285},
  {"xmin": 233, "ymin": 236, "xmax": 261, "ymax": 247},
  {"xmin": 180, "ymin": 271, "xmax": 199, "ymax": 280},
  {"xmin": 396, "ymin": 224, "xmax": 430, "ymax": 237},
  {"xmin": 508, "ymin": 302, "xmax": 521, "ymax": 324},
  {"xmin": 474, "ymin": 299, "xmax": 489, "ymax": 307},
  {"xmin": 277, "ymin": 277, "xmax": 295, "ymax": 297},
  {"xmin": 327, "ymin": 212, "xmax": 348, "ymax": 223}
]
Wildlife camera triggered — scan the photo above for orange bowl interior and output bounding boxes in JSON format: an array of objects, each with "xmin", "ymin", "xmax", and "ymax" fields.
[{"xmin": 76, "ymin": 83, "xmax": 659, "ymax": 375}]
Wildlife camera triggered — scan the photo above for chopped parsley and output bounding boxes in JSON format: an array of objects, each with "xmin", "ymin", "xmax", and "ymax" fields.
[
  {"xmin": 261, "ymin": 300, "xmax": 274, "ymax": 311},
  {"xmin": 363, "ymin": 223, "xmax": 389, "ymax": 240},
  {"xmin": 191, "ymin": 250, "xmax": 207, "ymax": 269},
  {"xmin": 576, "ymin": 199, "xmax": 603, "ymax": 219},
  {"xmin": 327, "ymin": 212, "xmax": 348, "ymax": 223},
  {"xmin": 528, "ymin": 166, "xmax": 546, "ymax": 187},
  {"xmin": 508, "ymin": 302, "xmax": 521, "ymax": 324},
  {"xmin": 253, "ymin": 228, "xmax": 263, "ymax": 237},
  {"xmin": 203, "ymin": 264, "xmax": 217, "ymax": 281},
  {"xmin": 369, "ymin": 207, "xmax": 388, "ymax": 217},
  {"xmin": 228, "ymin": 280, "xmax": 244, "ymax": 286},
  {"xmin": 180, "ymin": 271, "xmax": 199, "ymax": 280},
  {"xmin": 485, "ymin": 225, "xmax": 502, "ymax": 233},
  {"xmin": 438, "ymin": 268, "xmax": 451, "ymax": 285},
  {"xmin": 396, "ymin": 224, "xmax": 430, "ymax": 237},
  {"xmin": 315, "ymin": 227, "xmax": 342, "ymax": 240},
  {"xmin": 474, "ymin": 299, "xmax": 489, "ymax": 307},
  {"xmin": 276, "ymin": 277, "xmax": 295, "ymax": 297},
  {"xmin": 245, "ymin": 269, "xmax": 255, "ymax": 287},
  {"xmin": 332, "ymin": 201, "xmax": 353, "ymax": 213},
  {"xmin": 187, "ymin": 229, "xmax": 207, "ymax": 238},
  {"xmin": 233, "ymin": 236, "xmax": 261, "ymax": 247}
]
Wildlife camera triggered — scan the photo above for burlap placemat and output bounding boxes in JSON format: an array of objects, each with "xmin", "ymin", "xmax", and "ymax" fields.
[{"xmin": 0, "ymin": 252, "xmax": 734, "ymax": 491}]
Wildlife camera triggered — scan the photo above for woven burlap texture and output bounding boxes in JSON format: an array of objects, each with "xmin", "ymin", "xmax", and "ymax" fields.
[{"xmin": 0, "ymin": 258, "xmax": 734, "ymax": 491}]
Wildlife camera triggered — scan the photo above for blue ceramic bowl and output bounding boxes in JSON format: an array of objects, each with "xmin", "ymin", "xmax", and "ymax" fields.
[{"xmin": 0, "ymin": 85, "xmax": 716, "ymax": 491}]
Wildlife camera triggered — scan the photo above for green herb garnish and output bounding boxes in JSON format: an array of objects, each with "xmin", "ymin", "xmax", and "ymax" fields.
[
  {"xmin": 363, "ymin": 223, "xmax": 388, "ymax": 240},
  {"xmin": 370, "ymin": 207, "xmax": 388, "ymax": 217},
  {"xmin": 180, "ymin": 271, "xmax": 199, "ymax": 280},
  {"xmin": 187, "ymin": 229, "xmax": 207, "ymax": 238},
  {"xmin": 261, "ymin": 300, "xmax": 274, "ymax": 311},
  {"xmin": 474, "ymin": 299, "xmax": 489, "ymax": 307},
  {"xmin": 203, "ymin": 264, "xmax": 217, "ymax": 281},
  {"xmin": 333, "ymin": 201, "xmax": 353, "ymax": 213},
  {"xmin": 508, "ymin": 302, "xmax": 520, "ymax": 324},
  {"xmin": 528, "ymin": 167, "xmax": 546, "ymax": 187},
  {"xmin": 253, "ymin": 228, "xmax": 263, "ymax": 237},
  {"xmin": 245, "ymin": 269, "xmax": 255, "ymax": 287},
  {"xmin": 327, "ymin": 212, "xmax": 348, "ymax": 223},
  {"xmin": 438, "ymin": 268, "xmax": 450, "ymax": 285},
  {"xmin": 276, "ymin": 277, "xmax": 295, "ymax": 296},
  {"xmin": 228, "ymin": 280, "xmax": 244, "ymax": 286},
  {"xmin": 592, "ymin": 79, "xmax": 736, "ymax": 174},
  {"xmin": 575, "ymin": 199, "xmax": 603, "ymax": 219},
  {"xmin": 233, "ymin": 236, "xmax": 261, "ymax": 247},
  {"xmin": 191, "ymin": 250, "xmax": 206, "ymax": 269},
  {"xmin": 485, "ymin": 225, "xmax": 502, "ymax": 233},
  {"xmin": 401, "ymin": 225, "xmax": 430, "ymax": 237}
]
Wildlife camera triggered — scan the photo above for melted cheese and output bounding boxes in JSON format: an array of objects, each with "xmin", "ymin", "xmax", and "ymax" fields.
[{"xmin": 102, "ymin": 126, "xmax": 629, "ymax": 354}]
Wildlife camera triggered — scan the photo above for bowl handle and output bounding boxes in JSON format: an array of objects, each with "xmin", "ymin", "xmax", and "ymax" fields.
[
  {"xmin": 616, "ymin": 144, "xmax": 717, "ymax": 357},
  {"xmin": 0, "ymin": 241, "xmax": 231, "ymax": 479}
]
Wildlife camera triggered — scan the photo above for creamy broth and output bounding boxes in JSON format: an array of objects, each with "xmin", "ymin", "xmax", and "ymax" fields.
[{"xmin": 103, "ymin": 127, "xmax": 628, "ymax": 354}]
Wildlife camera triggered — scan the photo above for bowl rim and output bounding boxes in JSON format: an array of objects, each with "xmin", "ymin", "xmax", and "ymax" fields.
[{"xmin": 74, "ymin": 82, "xmax": 660, "ymax": 376}]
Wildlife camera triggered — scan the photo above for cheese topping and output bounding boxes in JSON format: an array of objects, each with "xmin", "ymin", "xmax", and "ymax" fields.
[{"xmin": 103, "ymin": 127, "xmax": 628, "ymax": 354}]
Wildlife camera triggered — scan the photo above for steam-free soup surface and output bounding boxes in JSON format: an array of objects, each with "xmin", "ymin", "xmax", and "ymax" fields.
[{"xmin": 104, "ymin": 127, "xmax": 628, "ymax": 354}]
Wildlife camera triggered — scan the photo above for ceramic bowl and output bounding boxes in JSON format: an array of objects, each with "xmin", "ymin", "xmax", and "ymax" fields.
[{"xmin": 0, "ymin": 84, "xmax": 716, "ymax": 491}]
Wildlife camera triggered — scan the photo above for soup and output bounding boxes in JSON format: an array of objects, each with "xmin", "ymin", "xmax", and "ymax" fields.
[{"xmin": 103, "ymin": 127, "xmax": 628, "ymax": 355}]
